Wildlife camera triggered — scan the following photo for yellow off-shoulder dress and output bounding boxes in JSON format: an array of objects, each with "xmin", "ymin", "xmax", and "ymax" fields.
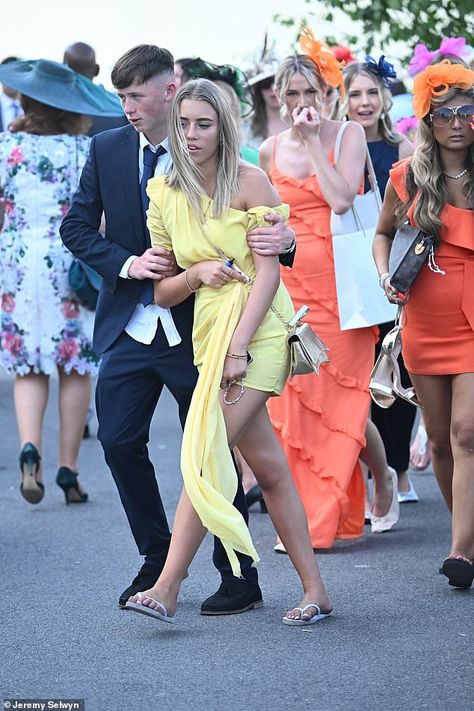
[{"xmin": 147, "ymin": 175, "xmax": 293, "ymax": 576}]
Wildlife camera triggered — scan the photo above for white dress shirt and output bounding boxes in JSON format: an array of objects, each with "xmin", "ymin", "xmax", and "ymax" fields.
[{"xmin": 120, "ymin": 135, "xmax": 181, "ymax": 347}]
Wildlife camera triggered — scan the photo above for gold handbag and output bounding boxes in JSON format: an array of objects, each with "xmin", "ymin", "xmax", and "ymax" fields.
[{"xmin": 275, "ymin": 305, "xmax": 330, "ymax": 380}]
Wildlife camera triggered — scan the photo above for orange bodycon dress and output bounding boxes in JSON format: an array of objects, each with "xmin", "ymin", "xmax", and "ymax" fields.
[
  {"xmin": 390, "ymin": 160, "xmax": 474, "ymax": 375},
  {"xmin": 267, "ymin": 138, "xmax": 378, "ymax": 548}
]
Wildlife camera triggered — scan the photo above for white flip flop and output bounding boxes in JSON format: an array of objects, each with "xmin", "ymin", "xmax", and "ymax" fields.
[
  {"xmin": 125, "ymin": 593, "xmax": 174, "ymax": 623},
  {"xmin": 282, "ymin": 603, "xmax": 332, "ymax": 626}
]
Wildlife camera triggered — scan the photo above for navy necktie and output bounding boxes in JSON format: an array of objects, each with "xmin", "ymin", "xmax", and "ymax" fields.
[
  {"xmin": 140, "ymin": 144, "xmax": 166, "ymax": 227},
  {"xmin": 140, "ymin": 144, "xmax": 166, "ymax": 306}
]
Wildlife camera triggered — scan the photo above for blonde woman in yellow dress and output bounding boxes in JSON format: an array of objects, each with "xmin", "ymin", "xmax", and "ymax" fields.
[{"xmin": 126, "ymin": 79, "xmax": 332, "ymax": 626}]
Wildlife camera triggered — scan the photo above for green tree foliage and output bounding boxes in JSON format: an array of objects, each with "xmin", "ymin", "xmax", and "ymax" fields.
[{"xmin": 275, "ymin": 0, "xmax": 474, "ymax": 60}]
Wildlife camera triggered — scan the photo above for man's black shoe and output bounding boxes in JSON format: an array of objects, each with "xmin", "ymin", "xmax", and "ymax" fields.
[
  {"xmin": 200, "ymin": 578, "xmax": 263, "ymax": 615},
  {"xmin": 118, "ymin": 564, "xmax": 162, "ymax": 608}
]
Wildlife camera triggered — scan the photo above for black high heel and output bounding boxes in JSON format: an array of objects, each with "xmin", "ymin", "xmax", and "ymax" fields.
[
  {"xmin": 56, "ymin": 466, "xmax": 88, "ymax": 505},
  {"xmin": 245, "ymin": 485, "xmax": 267, "ymax": 513},
  {"xmin": 19, "ymin": 442, "xmax": 44, "ymax": 504}
]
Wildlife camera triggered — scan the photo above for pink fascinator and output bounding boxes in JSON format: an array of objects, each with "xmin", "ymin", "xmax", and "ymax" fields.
[{"xmin": 408, "ymin": 37, "xmax": 469, "ymax": 76}]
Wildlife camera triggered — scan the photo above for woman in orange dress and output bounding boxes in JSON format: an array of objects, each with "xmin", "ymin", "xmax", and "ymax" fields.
[
  {"xmin": 373, "ymin": 61, "xmax": 474, "ymax": 588},
  {"xmin": 261, "ymin": 32, "xmax": 399, "ymax": 549}
]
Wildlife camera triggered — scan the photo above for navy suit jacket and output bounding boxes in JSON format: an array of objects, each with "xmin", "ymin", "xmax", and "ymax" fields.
[
  {"xmin": 88, "ymin": 114, "xmax": 128, "ymax": 136},
  {"xmin": 60, "ymin": 124, "xmax": 194, "ymax": 355}
]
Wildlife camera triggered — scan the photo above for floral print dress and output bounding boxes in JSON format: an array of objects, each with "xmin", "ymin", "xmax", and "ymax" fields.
[{"xmin": 0, "ymin": 132, "xmax": 98, "ymax": 376}]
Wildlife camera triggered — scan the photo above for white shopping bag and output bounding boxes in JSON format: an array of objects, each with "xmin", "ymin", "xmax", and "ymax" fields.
[
  {"xmin": 332, "ymin": 226, "xmax": 397, "ymax": 330},
  {"xmin": 330, "ymin": 122, "xmax": 396, "ymax": 330}
]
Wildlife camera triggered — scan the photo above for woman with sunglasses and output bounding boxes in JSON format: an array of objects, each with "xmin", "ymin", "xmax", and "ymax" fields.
[{"xmin": 373, "ymin": 61, "xmax": 474, "ymax": 589}]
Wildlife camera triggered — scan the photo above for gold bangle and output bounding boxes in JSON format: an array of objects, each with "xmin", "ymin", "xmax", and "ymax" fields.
[
  {"xmin": 184, "ymin": 269, "xmax": 199, "ymax": 293},
  {"xmin": 226, "ymin": 352, "xmax": 247, "ymax": 359}
]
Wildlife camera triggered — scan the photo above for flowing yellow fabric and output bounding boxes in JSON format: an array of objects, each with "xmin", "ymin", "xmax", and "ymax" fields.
[
  {"xmin": 146, "ymin": 175, "xmax": 292, "ymax": 577},
  {"xmin": 181, "ymin": 280, "xmax": 259, "ymax": 576}
]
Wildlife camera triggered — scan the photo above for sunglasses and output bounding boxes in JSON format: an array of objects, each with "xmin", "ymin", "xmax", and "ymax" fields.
[{"xmin": 430, "ymin": 104, "xmax": 474, "ymax": 127}]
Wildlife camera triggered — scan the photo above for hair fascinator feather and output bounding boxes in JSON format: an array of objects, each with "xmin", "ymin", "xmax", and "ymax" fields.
[
  {"xmin": 299, "ymin": 28, "xmax": 345, "ymax": 96},
  {"xmin": 179, "ymin": 57, "xmax": 251, "ymax": 111},
  {"xmin": 332, "ymin": 45, "xmax": 357, "ymax": 65},
  {"xmin": 412, "ymin": 60, "xmax": 474, "ymax": 119},
  {"xmin": 396, "ymin": 116, "xmax": 419, "ymax": 135},
  {"xmin": 409, "ymin": 37, "xmax": 469, "ymax": 76},
  {"xmin": 364, "ymin": 55, "xmax": 397, "ymax": 86}
]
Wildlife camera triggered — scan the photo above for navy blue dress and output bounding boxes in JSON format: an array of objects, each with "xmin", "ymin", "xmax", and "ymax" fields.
[
  {"xmin": 367, "ymin": 140, "xmax": 416, "ymax": 473},
  {"xmin": 366, "ymin": 140, "xmax": 399, "ymax": 197}
]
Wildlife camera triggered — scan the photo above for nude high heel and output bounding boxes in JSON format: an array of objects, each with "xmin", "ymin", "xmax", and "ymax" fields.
[
  {"xmin": 370, "ymin": 322, "xmax": 421, "ymax": 409},
  {"xmin": 371, "ymin": 467, "xmax": 400, "ymax": 533}
]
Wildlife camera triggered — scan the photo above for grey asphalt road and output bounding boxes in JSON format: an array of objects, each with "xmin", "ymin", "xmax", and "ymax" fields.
[{"xmin": 0, "ymin": 372, "xmax": 472, "ymax": 711}]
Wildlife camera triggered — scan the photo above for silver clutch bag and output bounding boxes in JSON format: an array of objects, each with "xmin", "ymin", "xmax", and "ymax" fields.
[{"xmin": 286, "ymin": 307, "xmax": 330, "ymax": 380}]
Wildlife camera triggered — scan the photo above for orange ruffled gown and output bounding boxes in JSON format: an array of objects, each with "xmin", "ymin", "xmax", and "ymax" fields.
[
  {"xmin": 390, "ymin": 159, "xmax": 474, "ymax": 374},
  {"xmin": 268, "ymin": 138, "xmax": 378, "ymax": 548}
]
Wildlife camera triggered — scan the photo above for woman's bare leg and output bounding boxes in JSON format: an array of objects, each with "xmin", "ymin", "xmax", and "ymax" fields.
[
  {"xmin": 408, "ymin": 373, "xmax": 474, "ymax": 563},
  {"xmin": 128, "ymin": 488, "xmax": 207, "ymax": 617},
  {"xmin": 448, "ymin": 373, "xmax": 474, "ymax": 562},
  {"xmin": 57, "ymin": 367, "xmax": 91, "ymax": 495},
  {"xmin": 14, "ymin": 371, "xmax": 49, "ymax": 482},
  {"xmin": 409, "ymin": 374, "xmax": 453, "ymax": 509},
  {"xmin": 360, "ymin": 419, "xmax": 395, "ymax": 517},
  {"xmin": 234, "ymin": 447, "xmax": 258, "ymax": 495},
  {"xmin": 57, "ymin": 367, "xmax": 90, "ymax": 470},
  {"xmin": 234, "ymin": 395, "xmax": 332, "ymax": 620}
]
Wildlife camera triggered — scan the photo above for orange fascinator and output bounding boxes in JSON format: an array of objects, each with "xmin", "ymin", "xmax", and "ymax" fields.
[
  {"xmin": 299, "ymin": 28, "xmax": 345, "ymax": 96},
  {"xmin": 412, "ymin": 60, "xmax": 474, "ymax": 119}
]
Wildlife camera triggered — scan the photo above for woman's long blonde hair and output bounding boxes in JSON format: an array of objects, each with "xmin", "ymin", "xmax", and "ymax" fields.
[
  {"xmin": 166, "ymin": 78, "xmax": 241, "ymax": 221},
  {"xmin": 274, "ymin": 55, "xmax": 325, "ymax": 117},
  {"xmin": 396, "ymin": 85, "xmax": 474, "ymax": 243},
  {"xmin": 339, "ymin": 63, "xmax": 401, "ymax": 145}
]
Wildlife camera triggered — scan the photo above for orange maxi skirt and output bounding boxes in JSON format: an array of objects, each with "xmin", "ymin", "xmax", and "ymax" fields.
[{"xmin": 268, "ymin": 166, "xmax": 378, "ymax": 548}]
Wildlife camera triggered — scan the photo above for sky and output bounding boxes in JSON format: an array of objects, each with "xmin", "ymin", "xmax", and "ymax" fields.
[{"xmin": 1, "ymin": 0, "xmax": 358, "ymax": 86}]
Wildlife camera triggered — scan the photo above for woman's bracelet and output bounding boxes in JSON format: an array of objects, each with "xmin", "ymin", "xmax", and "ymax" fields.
[
  {"xmin": 184, "ymin": 269, "xmax": 199, "ymax": 293},
  {"xmin": 226, "ymin": 352, "xmax": 248, "ymax": 359},
  {"xmin": 378, "ymin": 272, "xmax": 390, "ymax": 289}
]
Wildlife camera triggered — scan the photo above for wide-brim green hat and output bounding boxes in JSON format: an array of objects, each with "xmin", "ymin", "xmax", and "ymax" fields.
[{"xmin": 0, "ymin": 58, "xmax": 123, "ymax": 117}]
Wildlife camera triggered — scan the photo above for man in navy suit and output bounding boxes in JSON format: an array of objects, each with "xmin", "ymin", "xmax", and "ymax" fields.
[{"xmin": 60, "ymin": 45, "xmax": 296, "ymax": 615}]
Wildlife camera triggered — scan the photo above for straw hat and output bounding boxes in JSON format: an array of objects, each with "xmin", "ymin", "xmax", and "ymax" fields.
[{"xmin": 0, "ymin": 58, "xmax": 123, "ymax": 116}]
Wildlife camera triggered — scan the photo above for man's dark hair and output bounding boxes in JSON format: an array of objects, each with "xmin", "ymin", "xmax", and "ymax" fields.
[
  {"xmin": 111, "ymin": 45, "xmax": 174, "ymax": 89},
  {"xmin": 1, "ymin": 56, "xmax": 19, "ymax": 65}
]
